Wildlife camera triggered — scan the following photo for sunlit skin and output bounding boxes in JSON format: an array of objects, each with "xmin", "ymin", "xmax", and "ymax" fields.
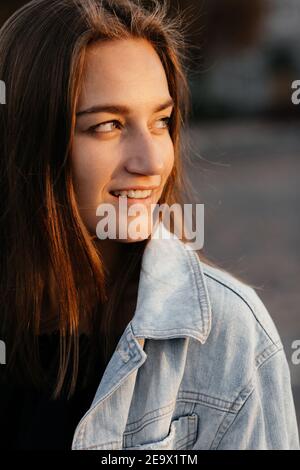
[{"xmin": 72, "ymin": 38, "xmax": 175, "ymax": 280}]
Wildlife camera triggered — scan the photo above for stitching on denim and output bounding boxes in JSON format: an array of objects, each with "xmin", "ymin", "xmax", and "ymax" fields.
[
  {"xmin": 167, "ymin": 394, "xmax": 236, "ymax": 413},
  {"xmin": 185, "ymin": 250, "xmax": 206, "ymax": 333},
  {"xmin": 131, "ymin": 328, "xmax": 206, "ymax": 341},
  {"xmin": 124, "ymin": 401, "xmax": 176, "ymax": 430},
  {"xmin": 187, "ymin": 251, "xmax": 209, "ymax": 320},
  {"xmin": 211, "ymin": 387, "xmax": 255, "ymax": 450},
  {"xmin": 179, "ymin": 389, "xmax": 236, "ymax": 404},
  {"xmin": 210, "ymin": 348, "xmax": 285, "ymax": 449},
  {"xmin": 182, "ymin": 401, "xmax": 187, "ymax": 416},
  {"xmin": 130, "ymin": 329, "xmax": 206, "ymax": 343},
  {"xmin": 75, "ymin": 360, "xmax": 142, "ymax": 426},
  {"xmin": 178, "ymin": 390, "xmax": 239, "ymax": 410},
  {"xmin": 181, "ymin": 399, "xmax": 237, "ymax": 414},
  {"xmin": 175, "ymin": 415, "xmax": 198, "ymax": 447},
  {"xmin": 186, "ymin": 250, "xmax": 211, "ymax": 339},
  {"xmin": 255, "ymin": 342, "xmax": 283, "ymax": 367},
  {"xmin": 203, "ymin": 270, "xmax": 280, "ymax": 346},
  {"xmin": 177, "ymin": 414, "xmax": 198, "ymax": 449},
  {"xmin": 75, "ymin": 440, "xmax": 122, "ymax": 450},
  {"xmin": 256, "ymin": 345, "xmax": 284, "ymax": 371},
  {"xmin": 209, "ymin": 381, "xmax": 255, "ymax": 449},
  {"xmin": 126, "ymin": 414, "xmax": 198, "ymax": 450},
  {"xmin": 131, "ymin": 326, "xmax": 202, "ymax": 333},
  {"xmin": 124, "ymin": 408, "xmax": 173, "ymax": 436}
]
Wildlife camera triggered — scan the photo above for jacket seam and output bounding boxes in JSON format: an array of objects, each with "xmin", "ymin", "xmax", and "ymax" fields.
[
  {"xmin": 203, "ymin": 270, "xmax": 279, "ymax": 347},
  {"xmin": 178, "ymin": 390, "xmax": 243, "ymax": 412},
  {"xmin": 74, "ymin": 440, "xmax": 121, "ymax": 450},
  {"xmin": 124, "ymin": 402, "xmax": 175, "ymax": 433},
  {"xmin": 210, "ymin": 386, "xmax": 255, "ymax": 449},
  {"xmin": 211, "ymin": 348, "xmax": 285, "ymax": 449},
  {"xmin": 255, "ymin": 341, "xmax": 282, "ymax": 367}
]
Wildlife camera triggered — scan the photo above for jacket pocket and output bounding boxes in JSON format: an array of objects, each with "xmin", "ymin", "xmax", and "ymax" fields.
[{"xmin": 123, "ymin": 413, "xmax": 198, "ymax": 450}]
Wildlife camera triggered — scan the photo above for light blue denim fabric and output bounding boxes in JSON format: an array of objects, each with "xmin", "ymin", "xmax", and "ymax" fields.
[{"xmin": 72, "ymin": 225, "xmax": 299, "ymax": 450}]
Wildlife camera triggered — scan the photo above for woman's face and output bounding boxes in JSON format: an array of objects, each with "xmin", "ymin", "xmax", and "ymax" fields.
[{"xmin": 72, "ymin": 38, "xmax": 175, "ymax": 242}]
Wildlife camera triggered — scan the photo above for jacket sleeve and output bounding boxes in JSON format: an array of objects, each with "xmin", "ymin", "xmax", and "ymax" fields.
[{"xmin": 215, "ymin": 348, "xmax": 300, "ymax": 449}]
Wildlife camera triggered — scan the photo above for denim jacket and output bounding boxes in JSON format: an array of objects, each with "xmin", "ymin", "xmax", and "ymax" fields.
[{"xmin": 72, "ymin": 225, "xmax": 299, "ymax": 450}]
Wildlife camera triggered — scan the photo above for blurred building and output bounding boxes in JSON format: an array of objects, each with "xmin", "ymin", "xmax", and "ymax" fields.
[{"xmin": 172, "ymin": 0, "xmax": 300, "ymax": 119}]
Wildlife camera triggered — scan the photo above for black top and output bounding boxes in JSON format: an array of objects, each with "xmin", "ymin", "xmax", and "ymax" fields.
[{"xmin": 0, "ymin": 333, "xmax": 105, "ymax": 450}]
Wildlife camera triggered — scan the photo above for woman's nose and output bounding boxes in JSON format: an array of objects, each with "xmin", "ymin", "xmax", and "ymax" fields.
[{"xmin": 124, "ymin": 131, "xmax": 165, "ymax": 176}]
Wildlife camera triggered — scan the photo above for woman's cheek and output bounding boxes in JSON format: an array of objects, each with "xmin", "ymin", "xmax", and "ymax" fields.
[
  {"xmin": 72, "ymin": 137, "xmax": 108, "ymax": 187},
  {"xmin": 71, "ymin": 140, "xmax": 108, "ymax": 219}
]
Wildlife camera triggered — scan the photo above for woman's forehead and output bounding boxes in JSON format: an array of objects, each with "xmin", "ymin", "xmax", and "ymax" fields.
[{"xmin": 78, "ymin": 38, "xmax": 170, "ymax": 106}]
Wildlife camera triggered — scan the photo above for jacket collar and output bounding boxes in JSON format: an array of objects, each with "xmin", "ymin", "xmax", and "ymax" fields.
[{"xmin": 131, "ymin": 222, "xmax": 212, "ymax": 344}]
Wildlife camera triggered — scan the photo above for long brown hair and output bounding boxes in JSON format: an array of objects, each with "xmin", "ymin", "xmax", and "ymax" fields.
[{"xmin": 0, "ymin": 0, "xmax": 207, "ymax": 398}]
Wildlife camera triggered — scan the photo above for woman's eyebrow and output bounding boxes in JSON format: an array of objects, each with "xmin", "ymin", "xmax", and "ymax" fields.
[{"xmin": 76, "ymin": 97, "xmax": 174, "ymax": 118}]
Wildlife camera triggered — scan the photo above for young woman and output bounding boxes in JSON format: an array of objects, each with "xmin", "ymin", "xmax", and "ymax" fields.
[{"xmin": 0, "ymin": 0, "xmax": 299, "ymax": 450}]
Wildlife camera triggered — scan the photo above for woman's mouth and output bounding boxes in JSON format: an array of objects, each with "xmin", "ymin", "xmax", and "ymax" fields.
[{"xmin": 109, "ymin": 189, "xmax": 154, "ymax": 204}]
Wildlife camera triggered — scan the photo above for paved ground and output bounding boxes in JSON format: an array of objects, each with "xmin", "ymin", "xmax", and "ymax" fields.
[{"xmin": 184, "ymin": 119, "xmax": 300, "ymax": 427}]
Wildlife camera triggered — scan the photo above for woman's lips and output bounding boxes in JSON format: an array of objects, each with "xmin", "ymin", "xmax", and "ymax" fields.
[{"xmin": 109, "ymin": 193, "xmax": 153, "ymax": 205}]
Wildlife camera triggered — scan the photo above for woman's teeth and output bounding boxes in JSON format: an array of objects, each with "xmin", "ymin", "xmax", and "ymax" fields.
[{"xmin": 112, "ymin": 189, "xmax": 152, "ymax": 199}]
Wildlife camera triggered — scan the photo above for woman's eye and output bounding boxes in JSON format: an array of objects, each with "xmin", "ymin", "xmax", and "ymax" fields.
[
  {"xmin": 88, "ymin": 117, "xmax": 171, "ymax": 135},
  {"xmin": 89, "ymin": 120, "xmax": 122, "ymax": 134},
  {"xmin": 155, "ymin": 117, "xmax": 171, "ymax": 129}
]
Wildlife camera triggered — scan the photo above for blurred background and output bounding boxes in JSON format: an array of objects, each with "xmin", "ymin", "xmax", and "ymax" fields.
[
  {"xmin": 1, "ymin": 0, "xmax": 300, "ymax": 429},
  {"xmin": 175, "ymin": 0, "xmax": 300, "ymax": 429}
]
